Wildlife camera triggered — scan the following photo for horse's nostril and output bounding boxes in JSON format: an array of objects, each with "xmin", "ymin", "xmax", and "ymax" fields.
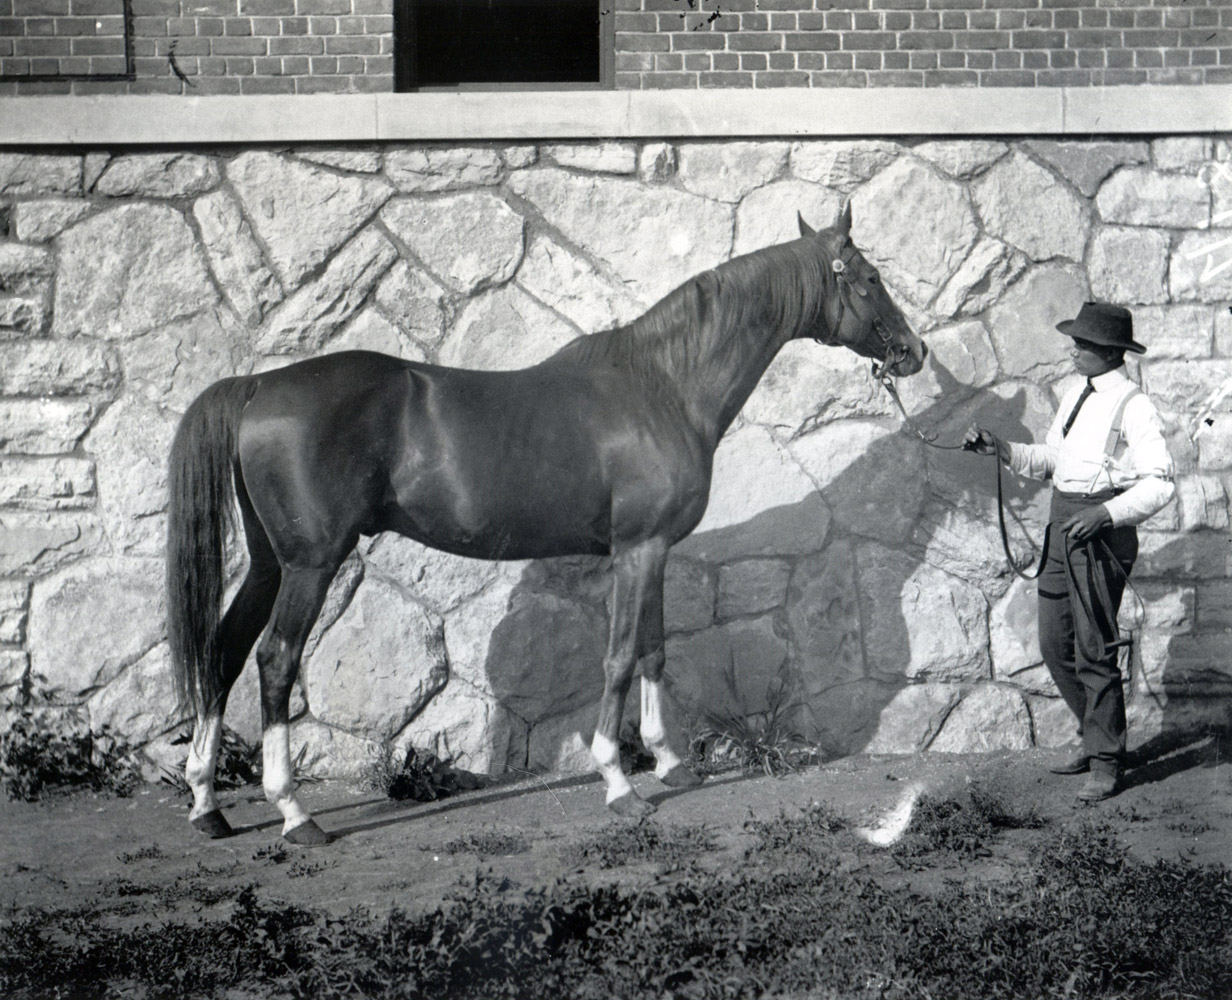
[{"xmin": 919, "ymin": 341, "xmax": 929, "ymax": 359}]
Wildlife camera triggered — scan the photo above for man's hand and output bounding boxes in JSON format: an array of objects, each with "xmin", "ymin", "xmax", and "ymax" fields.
[
  {"xmin": 1063, "ymin": 505, "xmax": 1112, "ymax": 541},
  {"xmin": 962, "ymin": 425, "xmax": 1001, "ymax": 456}
]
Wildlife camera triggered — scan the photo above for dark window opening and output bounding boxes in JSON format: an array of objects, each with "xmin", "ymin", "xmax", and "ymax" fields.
[{"xmin": 396, "ymin": 0, "xmax": 612, "ymax": 91}]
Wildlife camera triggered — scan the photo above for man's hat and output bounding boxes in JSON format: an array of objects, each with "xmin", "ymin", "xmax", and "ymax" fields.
[{"xmin": 1056, "ymin": 302, "xmax": 1146, "ymax": 354}]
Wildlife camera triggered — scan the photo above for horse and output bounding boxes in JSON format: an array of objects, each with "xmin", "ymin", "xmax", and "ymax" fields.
[{"xmin": 166, "ymin": 205, "xmax": 927, "ymax": 846}]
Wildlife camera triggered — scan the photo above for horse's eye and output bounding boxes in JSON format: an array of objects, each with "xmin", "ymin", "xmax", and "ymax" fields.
[{"xmin": 868, "ymin": 273, "xmax": 880, "ymax": 285}]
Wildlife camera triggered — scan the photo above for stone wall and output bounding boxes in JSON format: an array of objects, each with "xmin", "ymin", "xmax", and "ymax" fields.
[
  {"xmin": 1, "ymin": 137, "xmax": 1230, "ymax": 781},
  {"xmin": 4, "ymin": 0, "xmax": 1229, "ymax": 95}
]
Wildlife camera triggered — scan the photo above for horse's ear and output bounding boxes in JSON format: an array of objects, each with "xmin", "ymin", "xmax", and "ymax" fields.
[
  {"xmin": 797, "ymin": 212, "xmax": 815, "ymax": 238},
  {"xmin": 837, "ymin": 201, "xmax": 852, "ymax": 236}
]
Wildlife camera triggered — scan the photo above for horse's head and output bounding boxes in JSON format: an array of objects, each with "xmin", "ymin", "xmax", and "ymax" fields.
[{"xmin": 798, "ymin": 205, "xmax": 927, "ymax": 378}]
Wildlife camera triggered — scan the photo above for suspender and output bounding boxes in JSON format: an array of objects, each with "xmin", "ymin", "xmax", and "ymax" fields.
[{"xmin": 1103, "ymin": 386, "xmax": 1141, "ymax": 459}]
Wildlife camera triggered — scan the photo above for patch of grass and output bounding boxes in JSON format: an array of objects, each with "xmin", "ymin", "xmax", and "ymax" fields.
[
  {"xmin": 364, "ymin": 745, "xmax": 484, "ymax": 803},
  {"xmin": 891, "ymin": 787, "xmax": 1047, "ymax": 862},
  {"xmin": 744, "ymin": 800, "xmax": 849, "ymax": 862},
  {"xmin": 0, "ymin": 698, "xmax": 143, "ymax": 802},
  {"xmin": 116, "ymin": 845, "xmax": 165, "ymax": 864},
  {"xmin": 4, "ymin": 832, "xmax": 1230, "ymax": 1000},
  {"xmin": 253, "ymin": 843, "xmax": 293, "ymax": 866},
  {"xmin": 562, "ymin": 820, "xmax": 718, "ymax": 870},
  {"xmin": 439, "ymin": 829, "xmax": 531, "ymax": 859}
]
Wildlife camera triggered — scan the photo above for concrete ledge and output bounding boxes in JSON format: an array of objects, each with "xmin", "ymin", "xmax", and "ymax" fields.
[{"xmin": 2, "ymin": 86, "xmax": 1230, "ymax": 145}]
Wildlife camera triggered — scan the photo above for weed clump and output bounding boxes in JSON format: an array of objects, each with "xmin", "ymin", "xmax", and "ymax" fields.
[
  {"xmin": 439, "ymin": 829, "xmax": 530, "ymax": 858},
  {"xmin": 892, "ymin": 787, "xmax": 1047, "ymax": 861},
  {"xmin": 0, "ymin": 696, "xmax": 144, "ymax": 802},
  {"xmin": 366, "ymin": 744, "xmax": 484, "ymax": 802}
]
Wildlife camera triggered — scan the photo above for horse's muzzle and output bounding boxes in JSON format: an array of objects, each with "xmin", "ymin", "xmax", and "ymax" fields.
[{"xmin": 891, "ymin": 338, "xmax": 927, "ymax": 377}]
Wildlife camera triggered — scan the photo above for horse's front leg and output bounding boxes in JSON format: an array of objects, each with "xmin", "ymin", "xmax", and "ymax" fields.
[
  {"xmin": 592, "ymin": 540, "xmax": 668, "ymax": 817},
  {"xmin": 640, "ymin": 655, "xmax": 703, "ymax": 790}
]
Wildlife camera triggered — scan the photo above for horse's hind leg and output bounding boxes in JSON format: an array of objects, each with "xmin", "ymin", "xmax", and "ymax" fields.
[
  {"xmin": 187, "ymin": 492, "xmax": 281, "ymax": 838},
  {"xmin": 255, "ymin": 563, "xmax": 340, "ymax": 846}
]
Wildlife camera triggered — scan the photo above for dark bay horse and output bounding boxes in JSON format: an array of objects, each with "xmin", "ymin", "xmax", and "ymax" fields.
[{"xmin": 167, "ymin": 206, "xmax": 927, "ymax": 845}]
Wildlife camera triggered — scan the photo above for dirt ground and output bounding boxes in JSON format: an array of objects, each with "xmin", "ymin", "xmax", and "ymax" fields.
[{"xmin": 2, "ymin": 731, "xmax": 1229, "ymax": 932}]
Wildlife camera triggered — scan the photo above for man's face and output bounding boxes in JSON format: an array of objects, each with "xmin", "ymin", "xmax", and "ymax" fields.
[{"xmin": 1069, "ymin": 337, "xmax": 1124, "ymax": 378}]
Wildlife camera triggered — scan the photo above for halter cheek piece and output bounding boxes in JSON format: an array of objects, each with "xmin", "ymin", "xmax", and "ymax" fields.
[{"xmin": 823, "ymin": 242, "xmax": 905, "ymax": 379}]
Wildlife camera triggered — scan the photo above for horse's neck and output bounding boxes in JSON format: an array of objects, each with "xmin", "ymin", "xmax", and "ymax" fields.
[{"xmin": 691, "ymin": 317, "xmax": 795, "ymax": 443}]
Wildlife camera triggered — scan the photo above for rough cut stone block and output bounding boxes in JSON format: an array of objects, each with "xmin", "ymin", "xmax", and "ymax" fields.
[
  {"xmin": 985, "ymin": 263, "xmax": 1088, "ymax": 379},
  {"xmin": 0, "ymin": 650, "xmax": 29, "ymax": 691},
  {"xmin": 527, "ymin": 702, "xmax": 603, "ymax": 777},
  {"xmin": 1087, "ymin": 226, "xmax": 1170, "ymax": 305},
  {"xmin": 53, "ymin": 204, "xmax": 218, "ymax": 340},
  {"xmin": 544, "ymin": 142, "xmax": 638, "ymax": 175},
  {"xmin": 441, "ymin": 284, "xmax": 579, "ymax": 371},
  {"xmin": 863, "ymin": 683, "xmax": 962, "ymax": 754},
  {"xmin": 676, "ymin": 141, "xmax": 788, "ymax": 203},
  {"xmin": 364, "ymin": 532, "xmax": 509, "ymax": 616},
  {"xmin": 1132, "ymin": 304, "xmax": 1214, "ymax": 358},
  {"xmin": 1143, "ymin": 359, "xmax": 1231, "ymax": 414},
  {"xmin": 375, "ymin": 261, "xmax": 448, "ymax": 344},
  {"xmin": 790, "ymin": 419, "xmax": 926, "ymax": 544},
  {"xmin": 0, "ymin": 579, "xmax": 29, "ymax": 645},
  {"xmin": 1135, "ymin": 529, "xmax": 1232, "ymax": 579},
  {"xmin": 733, "ymin": 179, "xmax": 843, "ymax": 256},
  {"xmin": 289, "ymin": 717, "xmax": 381, "ymax": 780},
  {"xmin": 1196, "ymin": 579, "xmax": 1232, "ymax": 629},
  {"xmin": 911, "ymin": 140, "xmax": 1007, "ymax": 179},
  {"xmin": 717, "ymin": 558, "xmax": 791, "ymax": 620},
  {"xmin": 857, "ymin": 541, "xmax": 991, "ymax": 683},
  {"xmin": 1126, "ymin": 695, "xmax": 1232, "ymax": 749},
  {"xmin": 928, "ymin": 685, "xmax": 1032, "ymax": 752},
  {"xmin": 787, "ymin": 541, "xmax": 864, "ymax": 693},
  {"xmin": 327, "ymin": 309, "xmax": 423, "ymax": 359},
  {"xmin": 791, "ymin": 139, "xmax": 900, "ymax": 192},
  {"xmin": 1027, "ymin": 693, "xmax": 1077, "ymax": 748},
  {"xmin": 1151, "ymin": 137, "xmax": 1212, "ymax": 173},
  {"xmin": 638, "ymin": 142, "xmax": 677, "ymax": 184},
  {"xmin": 501, "ymin": 145, "xmax": 538, "ymax": 170},
  {"xmin": 1095, "ymin": 167, "xmax": 1210, "ymax": 229},
  {"xmin": 664, "ymin": 555, "xmax": 715, "ymax": 634},
  {"xmin": 1170, "ymin": 229, "xmax": 1232, "ymax": 303},
  {"xmin": 989, "ymin": 576, "xmax": 1042, "ymax": 679},
  {"xmin": 1195, "ymin": 415, "xmax": 1232, "ymax": 471},
  {"xmin": 87, "ymin": 644, "xmax": 180, "ymax": 745},
  {"xmin": 304, "ymin": 575, "xmax": 448, "ymax": 739},
  {"xmin": 193, "ymin": 189, "xmax": 284, "ymax": 326},
  {"xmin": 84, "ymin": 397, "xmax": 177, "ymax": 554},
  {"xmin": 1023, "ymin": 139, "xmax": 1149, "ymax": 197},
  {"xmin": 227, "ymin": 150, "xmax": 393, "ymax": 289},
  {"xmin": 974, "ymin": 150, "xmax": 1090, "ymax": 263},
  {"xmin": 665, "ymin": 614, "xmax": 789, "ymax": 722},
  {"xmin": 851, "ymin": 157, "xmax": 978, "ymax": 308},
  {"xmin": 933, "ymin": 237, "xmax": 1027, "ymax": 319},
  {"xmin": 896, "ymin": 320, "xmax": 999, "ymax": 414},
  {"xmin": 0, "ymin": 399, "xmax": 95, "ymax": 455},
  {"xmin": 679, "ymin": 425, "xmax": 826, "ymax": 562},
  {"xmin": 1136, "ymin": 630, "xmax": 1232, "ymax": 696},
  {"xmin": 515, "ymin": 235, "xmax": 642, "ymax": 335},
  {"xmin": 0, "ymin": 153, "xmax": 81, "ymax": 196},
  {"xmin": 382, "ymin": 191, "xmax": 524, "ymax": 296},
  {"xmin": 508, "ymin": 166, "xmax": 734, "ymax": 307},
  {"xmin": 0, "ymin": 457, "xmax": 95, "ymax": 510},
  {"xmin": 28, "ymin": 556, "xmax": 165, "ymax": 693},
  {"xmin": 0, "ymin": 244, "xmax": 54, "ymax": 295},
  {"xmin": 0, "ymin": 341, "xmax": 119, "ymax": 397},
  {"xmin": 257, "ymin": 227, "xmax": 397, "ymax": 354},
  {"xmin": 384, "ymin": 146, "xmax": 503, "ymax": 192},
  {"xmin": 0, "ymin": 511, "xmax": 103, "ymax": 577},
  {"xmin": 0, "ymin": 297, "xmax": 44, "ymax": 339},
  {"xmin": 1175, "ymin": 474, "xmax": 1228, "ymax": 530},
  {"xmin": 296, "ymin": 148, "xmax": 382, "ymax": 173},
  {"xmin": 12, "ymin": 199, "xmax": 93, "ymax": 242},
  {"xmin": 95, "ymin": 153, "xmax": 221, "ymax": 198}
]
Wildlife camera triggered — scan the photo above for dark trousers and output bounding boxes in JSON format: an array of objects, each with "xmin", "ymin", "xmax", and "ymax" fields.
[{"xmin": 1038, "ymin": 490, "xmax": 1137, "ymax": 776}]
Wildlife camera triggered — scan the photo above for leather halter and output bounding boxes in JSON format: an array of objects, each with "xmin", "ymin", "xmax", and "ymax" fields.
[{"xmin": 823, "ymin": 241, "xmax": 908, "ymax": 378}]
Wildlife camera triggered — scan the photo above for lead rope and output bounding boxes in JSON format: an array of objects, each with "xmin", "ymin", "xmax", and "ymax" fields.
[{"xmin": 876, "ymin": 371, "xmax": 1144, "ymax": 685}]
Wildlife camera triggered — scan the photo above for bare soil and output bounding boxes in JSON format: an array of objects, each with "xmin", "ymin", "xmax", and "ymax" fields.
[{"xmin": 2, "ymin": 733, "xmax": 1229, "ymax": 933}]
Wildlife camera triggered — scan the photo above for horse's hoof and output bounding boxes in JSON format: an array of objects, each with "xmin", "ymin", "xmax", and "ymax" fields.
[
  {"xmin": 659, "ymin": 764, "xmax": 704, "ymax": 789},
  {"xmin": 283, "ymin": 818, "xmax": 331, "ymax": 847},
  {"xmin": 190, "ymin": 808, "xmax": 235, "ymax": 839},
  {"xmin": 608, "ymin": 793, "xmax": 657, "ymax": 819}
]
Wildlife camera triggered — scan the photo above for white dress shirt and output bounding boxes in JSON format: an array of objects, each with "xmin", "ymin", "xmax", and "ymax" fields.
[{"xmin": 1006, "ymin": 366, "xmax": 1175, "ymax": 527}]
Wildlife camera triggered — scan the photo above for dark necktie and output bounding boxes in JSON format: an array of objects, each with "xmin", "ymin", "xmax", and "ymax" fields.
[{"xmin": 1061, "ymin": 379, "xmax": 1095, "ymax": 437}]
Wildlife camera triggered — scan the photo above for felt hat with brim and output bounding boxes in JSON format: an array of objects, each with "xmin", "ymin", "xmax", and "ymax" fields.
[{"xmin": 1056, "ymin": 302, "xmax": 1146, "ymax": 354}]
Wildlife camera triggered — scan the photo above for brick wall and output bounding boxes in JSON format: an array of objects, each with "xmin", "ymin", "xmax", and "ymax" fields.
[
  {"xmin": 615, "ymin": 0, "xmax": 1232, "ymax": 89},
  {"xmin": 1, "ymin": 0, "xmax": 1229, "ymax": 94},
  {"xmin": 1, "ymin": 0, "xmax": 394, "ymax": 94}
]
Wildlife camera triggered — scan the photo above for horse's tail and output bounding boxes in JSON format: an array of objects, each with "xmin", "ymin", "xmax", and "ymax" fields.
[{"xmin": 166, "ymin": 375, "xmax": 259, "ymax": 720}]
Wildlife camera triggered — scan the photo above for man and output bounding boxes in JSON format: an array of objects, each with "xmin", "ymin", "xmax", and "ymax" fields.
[{"xmin": 964, "ymin": 302, "xmax": 1175, "ymax": 802}]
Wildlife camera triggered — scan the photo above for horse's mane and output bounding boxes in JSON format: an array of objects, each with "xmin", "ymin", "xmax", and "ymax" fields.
[{"xmin": 552, "ymin": 235, "xmax": 837, "ymax": 383}]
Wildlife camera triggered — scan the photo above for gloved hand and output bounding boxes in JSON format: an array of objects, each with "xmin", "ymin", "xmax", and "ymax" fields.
[
  {"xmin": 1063, "ymin": 504, "xmax": 1112, "ymax": 541},
  {"xmin": 962, "ymin": 425, "xmax": 1001, "ymax": 456}
]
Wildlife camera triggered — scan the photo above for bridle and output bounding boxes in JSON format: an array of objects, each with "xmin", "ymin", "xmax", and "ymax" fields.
[{"xmin": 823, "ymin": 240, "xmax": 912, "ymax": 381}]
